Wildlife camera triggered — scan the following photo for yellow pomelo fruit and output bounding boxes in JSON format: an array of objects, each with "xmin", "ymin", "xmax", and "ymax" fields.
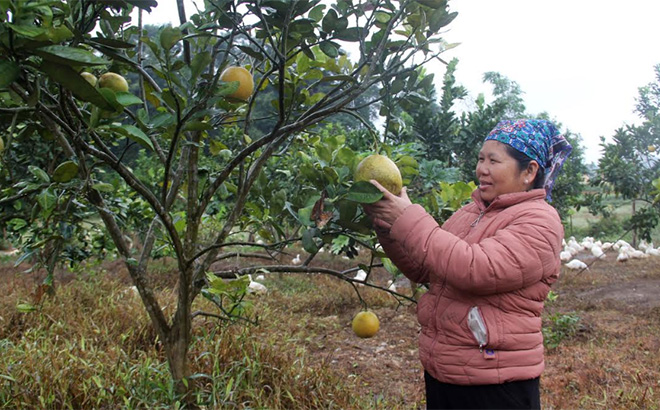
[
  {"xmin": 220, "ymin": 66, "xmax": 254, "ymax": 101},
  {"xmin": 354, "ymin": 154, "xmax": 403, "ymax": 195},
  {"xmin": 649, "ymin": 145, "xmax": 656, "ymax": 152},
  {"xmin": 98, "ymin": 72, "xmax": 129, "ymax": 93},
  {"xmin": 352, "ymin": 311, "xmax": 380, "ymax": 338},
  {"xmin": 80, "ymin": 72, "xmax": 97, "ymax": 87}
]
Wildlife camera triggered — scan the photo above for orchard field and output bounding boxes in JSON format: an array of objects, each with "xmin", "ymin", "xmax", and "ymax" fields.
[
  {"xmin": 2, "ymin": 0, "xmax": 660, "ymax": 409},
  {"xmin": 1, "ymin": 244, "xmax": 659, "ymax": 409}
]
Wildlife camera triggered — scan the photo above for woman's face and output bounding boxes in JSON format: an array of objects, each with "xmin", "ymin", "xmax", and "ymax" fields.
[{"xmin": 476, "ymin": 140, "xmax": 530, "ymax": 203}]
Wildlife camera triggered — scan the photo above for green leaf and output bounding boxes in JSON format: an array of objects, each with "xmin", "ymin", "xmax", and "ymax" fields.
[
  {"xmin": 302, "ymin": 228, "xmax": 320, "ymax": 253},
  {"xmin": 16, "ymin": 303, "xmax": 37, "ymax": 313},
  {"xmin": 28, "ymin": 165, "xmax": 50, "ymax": 183},
  {"xmin": 335, "ymin": 27, "xmax": 363, "ymax": 42},
  {"xmin": 416, "ymin": 0, "xmax": 447, "ymax": 8},
  {"xmin": 34, "ymin": 45, "xmax": 109, "ymax": 66},
  {"xmin": 125, "ymin": 0, "xmax": 158, "ymax": 11},
  {"xmin": 88, "ymin": 37, "xmax": 136, "ymax": 49},
  {"xmin": 322, "ymin": 9, "xmax": 340, "ymax": 32},
  {"xmin": 160, "ymin": 26, "xmax": 182, "ymax": 50},
  {"xmin": 115, "ymin": 92, "xmax": 143, "ymax": 107},
  {"xmin": 114, "ymin": 124, "xmax": 154, "ymax": 150},
  {"xmin": 184, "ymin": 120, "xmax": 212, "ymax": 131},
  {"xmin": 92, "ymin": 182, "xmax": 115, "ymax": 192},
  {"xmin": 309, "ymin": 4, "xmax": 325, "ymax": 21},
  {"xmin": 190, "ymin": 51, "xmax": 212, "ymax": 84},
  {"xmin": 237, "ymin": 45, "xmax": 264, "ymax": 61},
  {"xmin": 46, "ymin": 25, "xmax": 74, "ymax": 43},
  {"xmin": 39, "ymin": 63, "xmax": 115, "ymax": 110},
  {"xmin": 320, "ymin": 74, "xmax": 356, "ymax": 83},
  {"xmin": 347, "ymin": 181, "xmax": 384, "ymax": 203},
  {"xmin": 335, "ymin": 146, "xmax": 355, "ymax": 166},
  {"xmin": 7, "ymin": 24, "xmax": 47, "ymax": 39},
  {"xmin": 0, "ymin": 60, "xmax": 20, "ymax": 89},
  {"xmin": 381, "ymin": 257, "xmax": 402, "ymax": 275},
  {"xmin": 52, "ymin": 161, "xmax": 79, "ymax": 183},
  {"xmin": 7, "ymin": 218, "xmax": 27, "ymax": 231},
  {"xmin": 319, "ymin": 41, "xmax": 339, "ymax": 58},
  {"xmin": 37, "ymin": 189, "xmax": 57, "ymax": 212}
]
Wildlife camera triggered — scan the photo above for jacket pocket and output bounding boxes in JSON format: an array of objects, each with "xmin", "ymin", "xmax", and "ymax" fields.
[{"xmin": 467, "ymin": 306, "xmax": 488, "ymax": 349}]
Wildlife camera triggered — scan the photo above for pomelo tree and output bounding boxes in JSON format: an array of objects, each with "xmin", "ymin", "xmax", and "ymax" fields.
[{"xmin": 0, "ymin": 0, "xmax": 459, "ymax": 399}]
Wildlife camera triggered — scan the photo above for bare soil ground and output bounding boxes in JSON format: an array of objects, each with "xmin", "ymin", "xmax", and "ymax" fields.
[{"xmin": 292, "ymin": 251, "xmax": 660, "ymax": 409}]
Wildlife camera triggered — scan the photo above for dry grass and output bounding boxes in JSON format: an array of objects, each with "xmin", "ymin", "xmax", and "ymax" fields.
[{"xmin": 1, "ymin": 253, "xmax": 660, "ymax": 409}]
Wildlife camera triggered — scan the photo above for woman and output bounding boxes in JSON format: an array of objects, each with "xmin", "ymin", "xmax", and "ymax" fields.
[{"xmin": 364, "ymin": 119, "xmax": 572, "ymax": 409}]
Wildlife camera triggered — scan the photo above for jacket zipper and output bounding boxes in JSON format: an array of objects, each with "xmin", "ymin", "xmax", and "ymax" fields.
[{"xmin": 470, "ymin": 211, "xmax": 485, "ymax": 227}]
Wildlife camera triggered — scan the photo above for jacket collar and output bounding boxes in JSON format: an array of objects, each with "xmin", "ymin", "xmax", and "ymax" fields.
[{"xmin": 472, "ymin": 188, "xmax": 547, "ymax": 212}]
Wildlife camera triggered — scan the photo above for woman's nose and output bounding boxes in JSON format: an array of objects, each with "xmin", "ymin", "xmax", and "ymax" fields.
[{"xmin": 476, "ymin": 163, "xmax": 487, "ymax": 176}]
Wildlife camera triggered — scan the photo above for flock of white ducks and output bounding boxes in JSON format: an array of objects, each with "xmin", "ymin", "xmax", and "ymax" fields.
[{"xmin": 561, "ymin": 236, "xmax": 659, "ymax": 270}]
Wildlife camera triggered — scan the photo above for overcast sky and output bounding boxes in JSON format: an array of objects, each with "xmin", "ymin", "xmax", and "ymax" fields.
[
  {"xmin": 436, "ymin": 0, "xmax": 660, "ymax": 164},
  {"xmin": 142, "ymin": 0, "xmax": 660, "ymax": 164}
]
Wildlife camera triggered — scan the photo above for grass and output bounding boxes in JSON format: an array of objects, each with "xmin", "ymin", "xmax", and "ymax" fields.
[
  {"xmin": 566, "ymin": 196, "xmax": 660, "ymax": 244},
  {"xmin": 0, "ymin": 260, "xmax": 405, "ymax": 409},
  {"xmin": 1, "ymin": 251, "xmax": 660, "ymax": 409}
]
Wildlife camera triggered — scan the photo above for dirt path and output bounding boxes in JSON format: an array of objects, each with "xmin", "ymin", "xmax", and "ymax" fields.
[{"xmin": 311, "ymin": 256, "xmax": 660, "ymax": 408}]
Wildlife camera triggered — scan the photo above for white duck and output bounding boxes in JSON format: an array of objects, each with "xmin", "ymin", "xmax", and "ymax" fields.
[
  {"xmin": 565, "ymin": 259, "xmax": 588, "ymax": 270},
  {"xmin": 559, "ymin": 249, "xmax": 573, "ymax": 262},
  {"xmin": 354, "ymin": 269, "xmax": 367, "ymax": 282},
  {"xmin": 291, "ymin": 254, "xmax": 302, "ymax": 265},
  {"xmin": 247, "ymin": 274, "xmax": 268, "ymax": 294},
  {"xmin": 591, "ymin": 245, "xmax": 605, "ymax": 259}
]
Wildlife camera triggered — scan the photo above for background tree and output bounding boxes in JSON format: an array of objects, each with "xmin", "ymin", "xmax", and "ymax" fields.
[
  {"xmin": 594, "ymin": 64, "xmax": 660, "ymax": 244},
  {"xmin": 0, "ymin": 0, "xmax": 460, "ymax": 400}
]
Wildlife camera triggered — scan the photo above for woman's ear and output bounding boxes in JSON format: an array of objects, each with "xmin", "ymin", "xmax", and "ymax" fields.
[{"xmin": 526, "ymin": 161, "xmax": 540, "ymax": 183}]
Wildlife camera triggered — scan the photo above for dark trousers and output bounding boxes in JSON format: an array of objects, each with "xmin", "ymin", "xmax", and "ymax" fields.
[{"xmin": 424, "ymin": 371, "xmax": 541, "ymax": 410}]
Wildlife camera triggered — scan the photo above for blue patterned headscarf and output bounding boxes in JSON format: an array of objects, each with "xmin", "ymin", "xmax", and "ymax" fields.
[{"xmin": 485, "ymin": 119, "xmax": 572, "ymax": 201}]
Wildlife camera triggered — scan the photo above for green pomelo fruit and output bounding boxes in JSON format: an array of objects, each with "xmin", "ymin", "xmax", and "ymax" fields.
[
  {"xmin": 98, "ymin": 72, "xmax": 129, "ymax": 93},
  {"xmin": 80, "ymin": 72, "xmax": 97, "ymax": 87},
  {"xmin": 354, "ymin": 154, "xmax": 403, "ymax": 195}
]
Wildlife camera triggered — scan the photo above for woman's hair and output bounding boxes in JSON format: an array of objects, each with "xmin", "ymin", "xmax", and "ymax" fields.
[{"xmin": 503, "ymin": 144, "xmax": 545, "ymax": 189}]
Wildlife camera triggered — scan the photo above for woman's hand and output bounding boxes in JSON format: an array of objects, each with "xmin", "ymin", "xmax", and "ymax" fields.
[{"xmin": 362, "ymin": 180, "xmax": 412, "ymax": 230}]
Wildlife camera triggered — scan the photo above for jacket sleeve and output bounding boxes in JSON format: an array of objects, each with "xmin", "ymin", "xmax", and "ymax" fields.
[
  {"xmin": 374, "ymin": 221, "xmax": 430, "ymax": 284},
  {"xmin": 388, "ymin": 204, "xmax": 562, "ymax": 295}
]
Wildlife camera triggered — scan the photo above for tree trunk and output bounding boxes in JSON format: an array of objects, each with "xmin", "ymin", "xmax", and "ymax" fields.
[
  {"xmin": 165, "ymin": 312, "xmax": 193, "ymax": 402},
  {"xmin": 632, "ymin": 199, "xmax": 637, "ymax": 248}
]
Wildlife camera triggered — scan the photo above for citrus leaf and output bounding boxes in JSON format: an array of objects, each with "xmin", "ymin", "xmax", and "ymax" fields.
[
  {"xmin": 39, "ymin": 63, "xmax": 115, "ymax": 110},
  {"xmin": 115, "ymin": 92, "xmax": 143, "ymax": 106},
  {"xmin": 28, "ymin": 165, "xmax": 50, "ymax": 183},
  {"xmin": 190, "ymin": 51, "xmax": 212, "ymax": 84},
  {"xmin": 125, "ymin": 0, "xmax": 158, "ymax": 11},
  {"xmin": 37, "ymin": 189, "xmax": 57, "ymax": 212},
  {"xmin": 237, "ymin": 45, "xmax": 264, "ymax": 61},
  {"xmin": 114, "ymin": 124, "xmax": 154, "ymax": 150},
  {"xmin": 347, "ymin": 181, "xmax": 383, "ymax": 203},
  {"xmin": 320, "ymin": 74, "xmax": 356, "ymax": 83},
  {"xmin": 88, "ymin": 37, "xmax": 135, "ymax": 49},
  {"xmin": 34, "ymin": 45, "xmax": 109, "ymax": 66},
  {"xmin": 0, "ymin": 60, "xmax": 20, "ymax": 88},
  {"xmin": 309, "ymin": 4, "xmax": 325, "ymax": 21},
  {"xmin": 52, "ymin": 161, "xmax": 79, "ymax": 183},
  {"xmin": 92, "ymin": 182, "xmax": 115, "ymax": 192},
  {"xmin": 319, "ymin": 41, "xmax": 339, "ymax": 58},
  {"xmin": 46, "ymin": 25, "xmax": 74, "ymax": 43},
  {"xmin": 302, "ymin": 228, "xmax": 320, "ymax": 254},
  {"xmin": 160, "ymin": 26, "xmax": 182, "ymax": 50},
  {"xmin": 7, "ymin": 24, "xmax": 47, "ymax": 39}
]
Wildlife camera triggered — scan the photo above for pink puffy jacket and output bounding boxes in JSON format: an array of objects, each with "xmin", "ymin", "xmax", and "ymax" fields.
[{"xmin": 376, "ymin": 188, "xmax": 563, "ymax": 385}]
